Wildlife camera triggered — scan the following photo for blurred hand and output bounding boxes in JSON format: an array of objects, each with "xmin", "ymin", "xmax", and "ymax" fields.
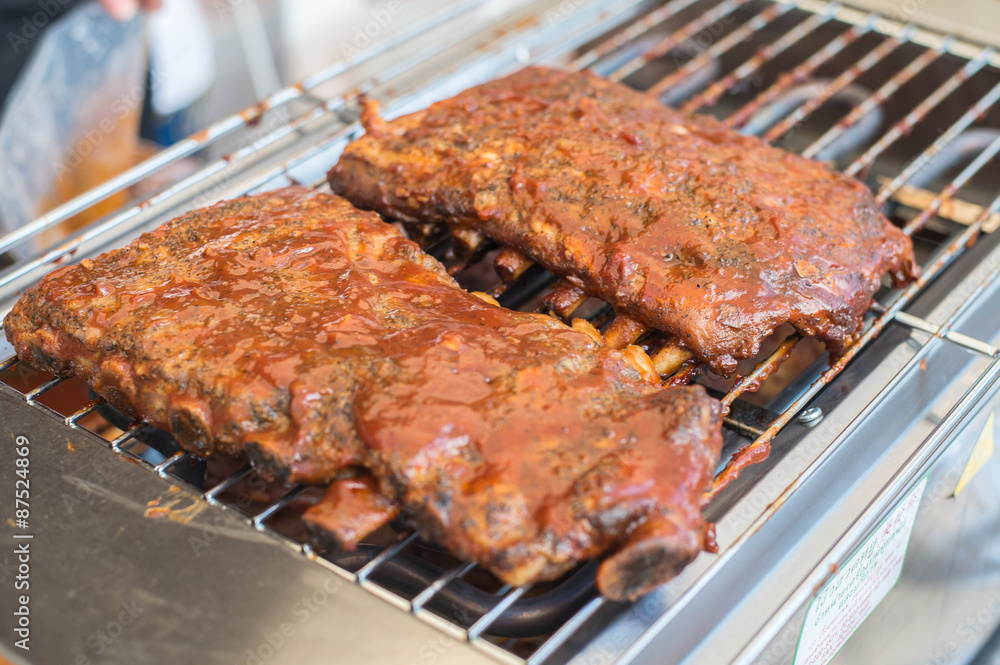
[{"xmin": 98, "ymin": 0, "xmax": 163, "ymax": 21}]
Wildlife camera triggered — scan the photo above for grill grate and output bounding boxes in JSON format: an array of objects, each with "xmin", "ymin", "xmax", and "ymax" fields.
[{"xmin": 2, "ymin": 0, "xmax": 1000, "ymax": 662}]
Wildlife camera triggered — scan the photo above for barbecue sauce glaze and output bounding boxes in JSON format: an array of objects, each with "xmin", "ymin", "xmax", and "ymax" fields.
[
  {"xmin": 5, "ymin": 187, "xmax": 722, "ymax": 600},
  {"xmin": 330, "ymin": 66, "xmax": 918, "ymax": 376}
]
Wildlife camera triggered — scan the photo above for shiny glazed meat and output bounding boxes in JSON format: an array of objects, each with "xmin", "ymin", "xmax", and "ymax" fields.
[
  {"xmin": 4, "ymin": 187, "xmax": 722, "ymax": 600},
  {"xmin": 329, "ymin": 66, "xmax": 918, "ymax": 375}
]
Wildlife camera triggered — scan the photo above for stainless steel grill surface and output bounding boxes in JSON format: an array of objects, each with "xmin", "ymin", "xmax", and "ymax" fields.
[{"xmin": 3, "ymin": 1, "xmax": 1000, "ymax": 664}]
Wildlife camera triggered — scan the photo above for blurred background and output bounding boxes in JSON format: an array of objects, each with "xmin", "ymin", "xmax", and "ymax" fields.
[{"xmin": 0, "ymin": 0, "xmax": 456, "ymax": 253}]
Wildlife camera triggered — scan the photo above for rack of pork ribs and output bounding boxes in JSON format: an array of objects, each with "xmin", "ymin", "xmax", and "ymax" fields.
[
  {"xmin": 3, "ymin": 187, "xmax": 723, "ymax": 602},
  {"xmin": 329, "ymin": 66, "xmax": 917, "ymax": 380}
]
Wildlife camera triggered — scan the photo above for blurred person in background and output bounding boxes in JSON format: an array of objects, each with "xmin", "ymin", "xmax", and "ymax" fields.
[
  {"xmin": 0, "ymin": 0, "xmax": 214, "ymax": 250},
  {"xmin": 0, "ymin": 0, "xmax": 161, "ymax": 111}
]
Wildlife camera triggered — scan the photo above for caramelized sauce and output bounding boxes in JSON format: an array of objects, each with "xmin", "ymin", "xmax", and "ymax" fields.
[{"xmin": 5, "ymin": 187, "xmax": 722, "ymax": 600}]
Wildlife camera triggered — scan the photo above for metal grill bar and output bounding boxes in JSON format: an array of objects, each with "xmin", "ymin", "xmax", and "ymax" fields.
[
  {"xmin": 895, "ymin": 311, "xmax": 1000, "ymax": 356},
  {"xmin": 526, "ymin": 596, "xmax": 607, "ymax": 664},
  {"xmin": 109, "ymin": 425, "xmax": 147, "ymax": 451},
  {"xmin": 411, "ymin": 562, "xmax": 478, "ymax": 611},
  {"xmin": 894, "ymin": 310, "xmax": 938, "ymax": 334},
  {"xmin": 876, "ymin": 78, "xmax": 1000, "ymax": 205},
  {"xmin": 468, "ymin": 585, "xmax": 532, "ymax": 639},
  {"xmin": 253, "ymin": 485, "xmax": 307, "ymax": 527},
  {"xmin": 682, "ymin": 7, "xmax": 835, "ymax": 112},
  {"xmin": 648, "ymin": 3, "xmax": 793, "ymax": 99},
  {"xmin": 155, "ymin": 451, "xmax": 188, "ymax": 476},
  {"xmin": 802, "ymin": 40, "xmax": 947, "ymax": 158},
  {"xmin": 356, "ymin": 532, "xmax": 420, "ymax": 582},
  {"xmin": 570, "ymin": 0, "xmax": 704, "ymax": 70},
  {"xmin": 309, "ymin": 545, "xmax": 361, "ymax": 582},
  {"xmin": 844, "ymin": 46, "xmax": 996, "ymax": 177},
  {"xmin": 944, "ymin": 330, "xmax": 1000, "ymax": 357},
  {"xmin": 722, "ymin": 334, "xmax": 801, "ymax": 409},
  {"xmin": 114, "ymin": 442, "xmax": 153, "ymax": 465},
  {"xmin": 65, "ymin": 398, "xmax": 105, "ymax": 425},
  {"xmin": 760, "ymin": 29, "xmax": 912, "ymax": 141},
  {"xmin": 724, "ymin": 13, "xmax": 876, "ymax": 128},
  {"xmin": 204, "ymin": 464, "xmax": 254, "ymax": 502},
  {"xmin": 902, "ymin": 130, "xmax": 1000, "ymax": 235},
  {"xmin": 605, "ymin": 0, "xmax": 745, "ymax": 82},
  {"xmin": 23, "ymin": 376, "xmax": 65, "ymax": 401}
]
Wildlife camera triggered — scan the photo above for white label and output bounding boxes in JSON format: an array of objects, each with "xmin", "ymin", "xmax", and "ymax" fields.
[{"xmin": 794, "ymin": 477, "xmax": 927, "ymax": 665}]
